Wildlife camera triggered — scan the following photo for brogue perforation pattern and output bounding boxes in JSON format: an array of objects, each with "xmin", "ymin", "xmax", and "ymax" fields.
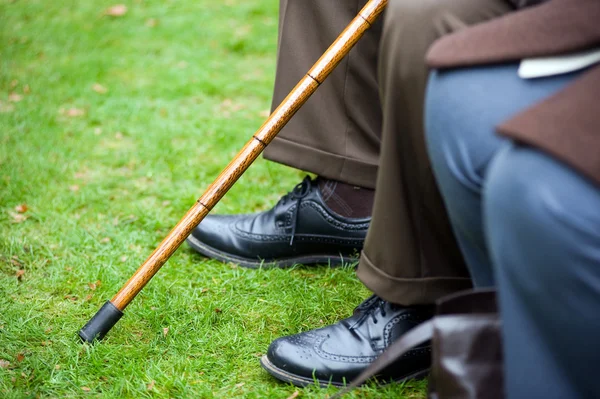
[
  {"xmin": 313, "ymin": 334, "xmax": 380, "ymax": 363},
  {"xmin": 383, "ymin": 314, "xmax": 432, "ymax": 358},
  {"xmin": 230, "ymin": 224, "xmax": 365, "ymax": 245}
]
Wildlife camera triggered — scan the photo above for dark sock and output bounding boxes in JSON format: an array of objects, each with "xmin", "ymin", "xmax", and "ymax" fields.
[{"xmin": 318, "ymin": 177, "xmax": 374, "ymax": 218}]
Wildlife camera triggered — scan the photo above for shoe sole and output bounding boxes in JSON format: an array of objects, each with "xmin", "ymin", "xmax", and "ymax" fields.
[
  {"xmin": 187, "ymin": 234, "xmax": 358, "ymax": 269},
  {"xmin": 260, "ymin": 354, "xmax": 430, "ymax": 388}
]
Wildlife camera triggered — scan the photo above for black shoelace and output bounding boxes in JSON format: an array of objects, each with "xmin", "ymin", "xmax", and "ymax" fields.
[
  {"xmin": 349, "ymin": 296, "xmax": 389, "ymax": 330},
  {"xmin": 278, "ymin": 176, "xmax": 312, "ymax": 246}
]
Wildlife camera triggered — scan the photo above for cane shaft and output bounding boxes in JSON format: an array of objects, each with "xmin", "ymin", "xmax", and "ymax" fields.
[
  {"xmin": 111, "ymin": 0, "xmax": 386, "ymax": 311},
  {"xmin": 80, "ymin": 0, "xmax": 386, "ymax": 343}
]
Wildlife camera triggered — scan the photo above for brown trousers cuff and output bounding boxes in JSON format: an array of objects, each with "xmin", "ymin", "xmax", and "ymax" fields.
[{"xmin": 357, "ymin": 250, "xmax": 473, "ymax": 306}]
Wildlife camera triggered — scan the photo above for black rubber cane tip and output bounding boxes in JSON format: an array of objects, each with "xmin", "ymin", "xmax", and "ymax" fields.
[{"xmin": 78, "ymin": 300, "xmax": 124, "ymax": 344}]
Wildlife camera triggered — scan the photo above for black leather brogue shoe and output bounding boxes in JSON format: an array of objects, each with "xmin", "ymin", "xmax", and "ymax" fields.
[
  {"xmin": 260, "ymin": 295, "xmax": 433, "ymax": 387},
  {"xmin": 186, "ymin": 176, "xmax": 370, "ymax": 268}
]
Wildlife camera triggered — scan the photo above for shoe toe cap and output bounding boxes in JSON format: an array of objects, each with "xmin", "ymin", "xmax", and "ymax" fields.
[
  {"xmin": 266, "ymin": 333, "xmax": 320, "ymax": 375},
  {"xmin": 265, "ymin": 331, "xmax": 365, "ymax": 384},
  {"xmin": 191, "ymin": 215, "xmax": 234, "ymax": 244},
  {"xmin": 189, "ymin": 214, "xmax": 258, "ymax": 258}
]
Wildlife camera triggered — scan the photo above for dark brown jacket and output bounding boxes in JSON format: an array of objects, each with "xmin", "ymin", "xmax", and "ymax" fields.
[{"xmin": 426, "ymin": 0, "xmax": 600, "ymax": 186}]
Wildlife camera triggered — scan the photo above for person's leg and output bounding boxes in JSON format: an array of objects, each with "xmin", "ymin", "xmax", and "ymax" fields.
[
  {"xmin": 358, "ymin": 0, "xmax": 513, "ymax": 305},
  {"xmin": 485, "ymin": 145, "xmax": 600, "ymax": 399},
  {"xmin": 426, "ymin": 62, "xmax": 598, "ymax": 397},
  {"xmin": 265, "ymin": 0, "xmax": 383, "ymax": 218},
  {"xmin": 187, "ymin": 0, "xmax": 380, "ymax": 268},
  {"xmin": 425, "ymin": 64, "xmax": 578, "ymax": 286},
  {"xmin": 260, "ymin": 0, "xmax": 513, "ymax": 388},
  {"xmin": 264, "ymin": 0, "xmax": 383, "ymax": 188}
]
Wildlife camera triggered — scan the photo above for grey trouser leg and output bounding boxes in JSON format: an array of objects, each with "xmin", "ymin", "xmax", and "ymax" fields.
[{"xmin": 425, "ymin": 62, "xmax": 599, "ymax": 397}]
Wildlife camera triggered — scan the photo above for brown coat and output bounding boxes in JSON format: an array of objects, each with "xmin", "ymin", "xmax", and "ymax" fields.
[{"xmin": 426, "ymin": 0, "xmax": 600, "ymax": 186}]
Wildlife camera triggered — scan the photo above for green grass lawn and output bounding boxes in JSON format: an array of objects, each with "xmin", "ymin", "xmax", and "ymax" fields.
[{"xmin": 0, "ymin": 1, "xmax": 427, "ymax": 397}]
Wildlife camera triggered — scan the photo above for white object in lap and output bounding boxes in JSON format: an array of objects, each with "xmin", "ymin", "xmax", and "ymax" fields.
[{"xmin": 518, "ymin": 47, "xmax": 600, "ymax": 79}]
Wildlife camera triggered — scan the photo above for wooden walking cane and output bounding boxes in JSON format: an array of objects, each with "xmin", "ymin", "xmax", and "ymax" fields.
[{"xmin": 79, "ymin": 0, "xmax": 388, "ymax": 343}]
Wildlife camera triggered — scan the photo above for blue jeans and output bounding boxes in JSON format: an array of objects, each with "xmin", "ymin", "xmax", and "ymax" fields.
[{"xmin": 426, "ymin": 64, "xmax": 600, "ymax": 398}]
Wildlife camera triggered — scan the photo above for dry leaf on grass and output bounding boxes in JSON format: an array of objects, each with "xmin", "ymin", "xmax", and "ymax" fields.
[
  {"xmin": 0, "ymin": 359, "xmax": 10, "ymax": 368},
  {"xmin": 162, "ymin": 327, "xmax": 169, "ymax": 337},
  {"xmin": 8, "ymin": 93, "xmax": 23, "ymax": 102},
  {"xmin": 14, "ymin": 203, "xmax": 28, "ymax": 213},
  {"xmin": 9, "ymin": 212, "xmax": 28, "ymax": 223},
  {"xmin": 69, "ymin": 185, "xmax": 80, "ymax": 192},
  {"xmin": 81, "ymin": 386, "xmax": 91, "ymax": 392},
  {"xmin": 286, "ymin": 391, "xmax": 300, "ymax": 399},
  {"xmin": 92, "ymin": 83, "xmax": 108, "ymax": 94},
  {"xmin": 147, "ymin": 380, "xmax": 156, "ymax": 391},
  {"xmin": 105, "ymin": 4, "xmax": 127, "ymax": 17},
  {"xmin": 54, "ymin": 364, "xmax": 61, "ymax": 370},
  {"xmin": 100, "ymin": 237, "xmax": 110, "ymax": 244},
  {"xmin": 16, "ymin": 353, "xmax": 25, "ymax": 362},
  {"xmin": 60, "ymin": 108, "xmax": 85, "ymax": 117},
  {"xmin": 15, "ymin": 269, "xmax": 25, "ymax": 280},
  {"xmin": 88, "ymin": 280, "xmax": 101, "ymax": 290}
]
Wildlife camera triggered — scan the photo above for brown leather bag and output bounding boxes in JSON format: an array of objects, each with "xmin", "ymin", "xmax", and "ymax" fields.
[{"xmin": 333, "ymin": 289, "xmax": 503, "ymax": 399}]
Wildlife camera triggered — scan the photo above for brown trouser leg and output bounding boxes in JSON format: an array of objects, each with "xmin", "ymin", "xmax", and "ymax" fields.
[
  {"xmin": 358, "ymin": 0, "xmax": 512, "ymax": 305},
  {"xmin": 264, "ymin": 0, "xmax": 383, "ymax": 189},
  {"xmin": 265, "ymin": 0, "xmax": 512, "ymax": 305}
]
